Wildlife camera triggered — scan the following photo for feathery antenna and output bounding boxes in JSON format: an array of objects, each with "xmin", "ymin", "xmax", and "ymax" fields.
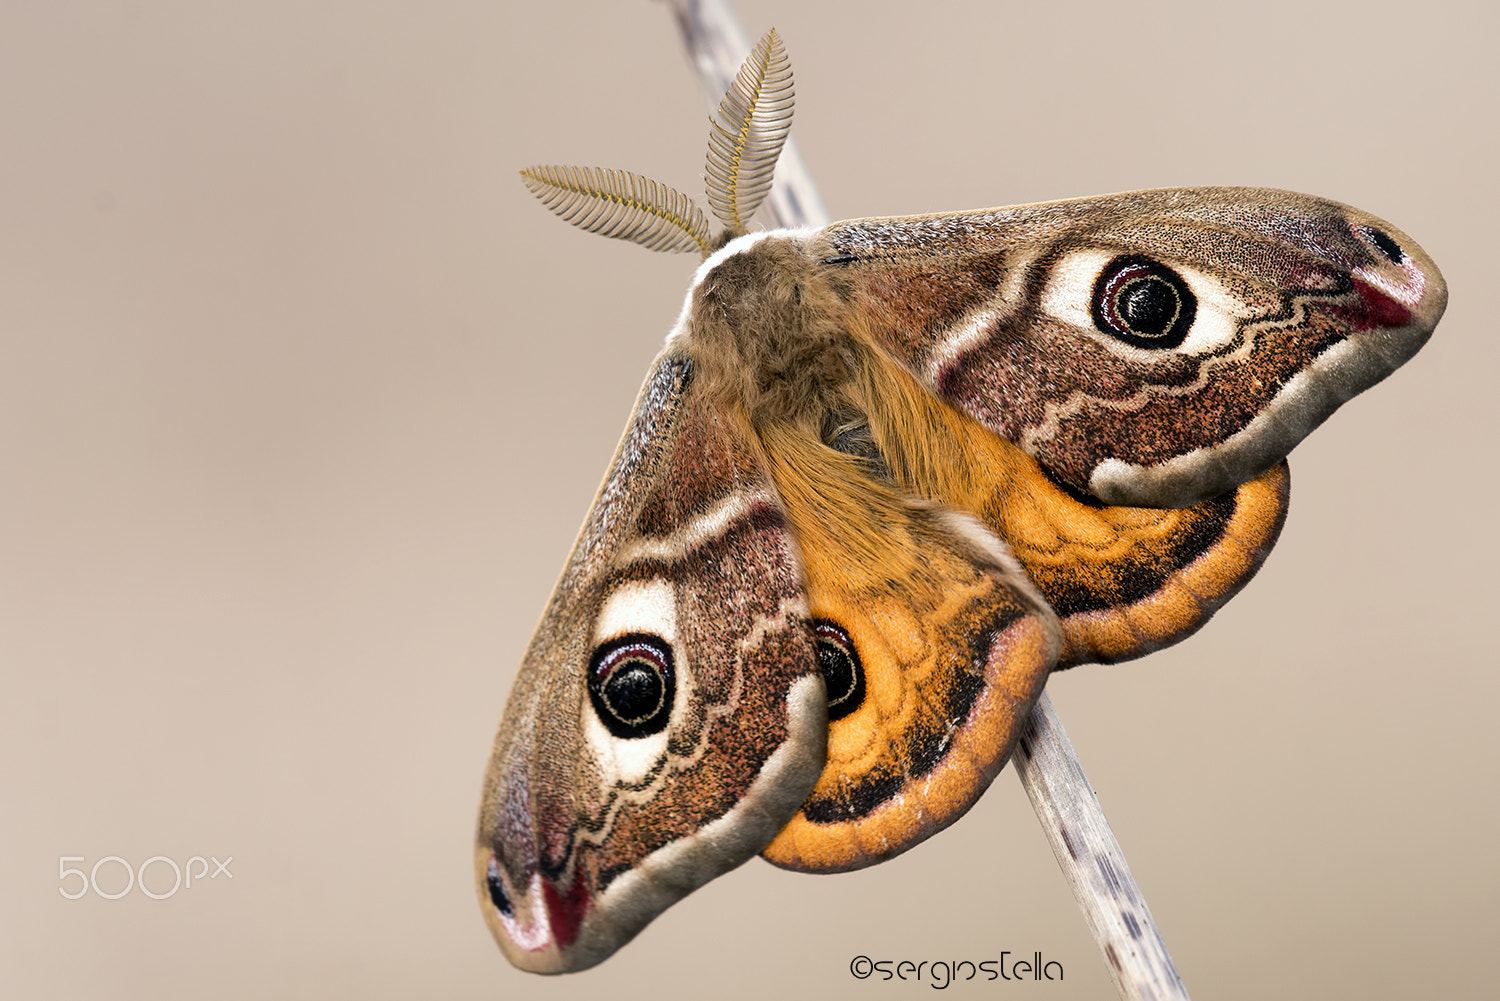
[
  {"xmin": 520, "ymin": 28, "xmax": 791, "ymax": 256},
  {"xmin": 519, "ymin": 165, "xmax": 712, "ymax": 256},
  {"xmin": 703, "ymin": 28, "xmax": 793, "ymax": 232}
]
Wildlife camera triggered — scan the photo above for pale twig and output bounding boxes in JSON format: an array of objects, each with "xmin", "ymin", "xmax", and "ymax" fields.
[
  {"xmin": 661, "ymin": 2, "xmax": 1191, "ymax": 998},
  {"xmin": 1014, "ymin": 692, "xmax": 1189, "ymax": 1001}
]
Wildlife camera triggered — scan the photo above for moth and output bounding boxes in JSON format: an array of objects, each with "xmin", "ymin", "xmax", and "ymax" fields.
[{"xmin": 477, "ymin": 30, "xmax": 1445, "ymax": 974}]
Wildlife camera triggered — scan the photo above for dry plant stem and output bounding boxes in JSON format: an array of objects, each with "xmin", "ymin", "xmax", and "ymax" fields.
[
  {"xmin": 663, "ymin": 2, "xmax": 1191, "ymax": 998},
  {"xmin": 1014, "ymin": 692, "xmax": 1190, "ymax": 1001}
]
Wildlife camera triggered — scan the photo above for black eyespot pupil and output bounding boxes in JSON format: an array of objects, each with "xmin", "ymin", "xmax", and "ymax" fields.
[
  {"xmin": 587, "ymin": 634, "xmax": 675, "ymax": 739},
  {"xmin": 813, "ymin": 621, "xmax": 865, "ymax": 722},
  {"xmin": 1118, "ymin": 276, "xmax": 1179, "ymax": 336},
  {"xmin": 600, "ymin": 660, "xmax": 664, "ymax": 724},
  {"xmin": 1091, "ymin": 256, "xmax": 1197, "ymax": 349},
  {"xmin": 1368, "ymin": 228, "xmax": 1404, "ymax": 264},
  {"xmin": 486, "ymin": 859, "xmax": 513, "ymax": 916}
]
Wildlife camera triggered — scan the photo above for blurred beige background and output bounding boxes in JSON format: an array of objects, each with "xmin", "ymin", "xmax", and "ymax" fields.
[{"xmin": 3, "ymin": 1, "xmax": 1494, "ymax": 998}]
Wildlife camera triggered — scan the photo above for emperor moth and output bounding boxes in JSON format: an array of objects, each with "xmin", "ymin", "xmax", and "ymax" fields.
[{"xmin": 476, "ymin": 29, "xmax": 1445, "ymax": 973}]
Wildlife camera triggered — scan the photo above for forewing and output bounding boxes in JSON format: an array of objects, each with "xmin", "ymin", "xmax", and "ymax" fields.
[
  {"xmin": 476, "ymin": 354, "xmax": 826, "ymax": 973},
  {"xmin": 804, "ymin": 188, "xmax": 1442, "ymax": 664},
  {"xmin": 824, "ymin": 187, "xmax": 1445, "ymax": 507}
]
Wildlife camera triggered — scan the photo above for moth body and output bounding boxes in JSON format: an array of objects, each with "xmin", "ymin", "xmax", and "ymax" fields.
[{"xmin": 480, "ymin": 29, "xmax": 1445, "ymax": 974}]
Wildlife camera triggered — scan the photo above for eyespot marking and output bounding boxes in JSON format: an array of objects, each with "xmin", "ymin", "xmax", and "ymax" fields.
[
  {"xmin": 588, "ymin": 634, "xmax": 676, "ymax": 739},
  {"xmin": 1091, "ymin": 256, "xmax": 1197, "ymax": 349},
  {"xmin": 812, "ymin": 620, "xmax": 864, "ymax": 722}
]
